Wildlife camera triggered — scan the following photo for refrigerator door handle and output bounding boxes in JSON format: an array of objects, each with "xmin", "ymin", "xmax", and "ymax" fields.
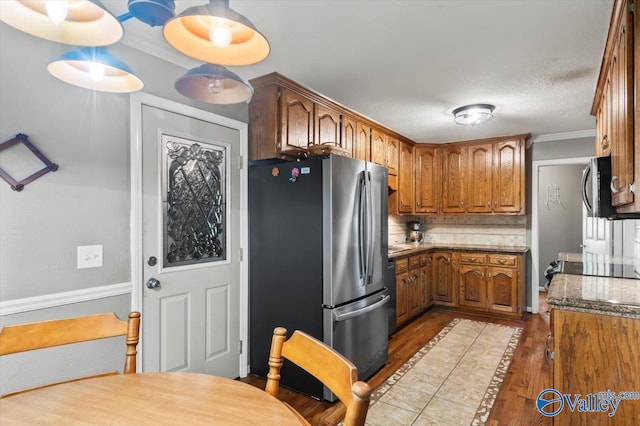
[
  {"xmin": 358, "ymin": 172, "xmax": 367, "ymax": 282},
  {"xmin": 332, "ymin": 294, "xmax": 390, "ymax": 322},
  {"xmin": 581, "ymin": 162, "xmax": 592, "ymax": 213},
  {"xmin": 365, "ymin": 171, "xmax": 375, "ymax": 285}
]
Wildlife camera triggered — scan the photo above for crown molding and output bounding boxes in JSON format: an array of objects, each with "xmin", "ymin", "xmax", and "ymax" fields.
[{"xmin": 532, "ymin": 130, "xmax": 596, "ymax": 143}]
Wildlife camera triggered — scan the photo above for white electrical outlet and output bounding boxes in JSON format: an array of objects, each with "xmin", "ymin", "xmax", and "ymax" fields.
[{"xmin": 77, "ymin": 245, "xmax": 103, "ymax": 269}]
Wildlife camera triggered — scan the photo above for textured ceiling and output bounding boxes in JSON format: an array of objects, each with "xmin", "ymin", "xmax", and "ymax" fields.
[{"xmin": 104, "ymin": 0, "xmax": 614, "ymax": 143}]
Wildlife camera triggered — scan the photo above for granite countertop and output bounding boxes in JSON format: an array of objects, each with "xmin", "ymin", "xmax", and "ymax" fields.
[
  {"xmin": 557, "ymin": 252, "xmax": 638, "ymax": 265},
  {"xmin": 388, "ymin": 243, "xmax": 529, "ymax": 259},
  {"xmin": 547, "ymin": 273, "xmax": 640, "ymax": 318}
]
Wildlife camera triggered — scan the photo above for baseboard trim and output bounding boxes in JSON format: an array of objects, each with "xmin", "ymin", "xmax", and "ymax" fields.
[{"xmin": 0, "ymin": 282, "xmax": 133, "ymax": 317}]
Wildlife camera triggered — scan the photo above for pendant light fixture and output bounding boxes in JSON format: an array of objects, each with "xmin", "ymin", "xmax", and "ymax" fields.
[
  {"xmin": 452, "ymin": 104, "xmax": 495, "ymax": 126},
  {"xmin": 0, "ymin": 0, "xmax": 123, "ymax": 46},
  {"xmin": 47, "ymin": 47, "xmax": 144, "ymax": 93},
  {"xmin": 175, "ymin": 64, "xmax": 253, "ymax": 104},
  {"xmin": 163, "ymin": 0, "xmax": 270, "ymax": 66}
]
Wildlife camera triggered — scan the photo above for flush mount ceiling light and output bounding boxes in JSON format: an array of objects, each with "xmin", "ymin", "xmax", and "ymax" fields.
[
  {"xmin": 163, "ymin": 0, "xmax": 270, "ymax": 66},
  {"xmin": 175, "ymin": 64, "xmax": 253, "ymax": 104},
  {"xmin": 47, "ymin": 47, "xmax": 144, "ymax": 93},
  {"xmin": 0, "ymin": 0, "xmax": 123, "ymax": 46},
  {"xmin": 452, "ymin": 104, "xmax": 495, "ymax": 126}
]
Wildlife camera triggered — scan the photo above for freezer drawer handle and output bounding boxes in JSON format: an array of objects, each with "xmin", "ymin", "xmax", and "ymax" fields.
[{"xmin": 333, "ymin": 295, "xmax": 390, "ymax": 322}]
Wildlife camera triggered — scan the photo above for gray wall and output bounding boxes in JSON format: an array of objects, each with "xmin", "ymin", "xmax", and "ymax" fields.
[
  {"xmin": 0, "ymin": 24, "xmax": 248, "ymax": 394},
  {"xmin": 537, "ymin": 164, "xmax": 585, "ymax": 287}
]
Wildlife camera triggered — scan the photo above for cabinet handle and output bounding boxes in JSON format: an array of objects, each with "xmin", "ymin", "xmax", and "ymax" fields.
[
  {"xmin": 493, "ymin": 200, "xmax": 497, "ymax": 208},
  {"xmin": 610, "ymin": 176, "xmax": 619, "ymax": 194},
  {"xmin": 487, "ymin": 201, "xmax": 490, "ymax": 208},
  {"xmin": 417, "ymin": 202, "xmax": 421, "ymax": 207},
  {"xmin": 600, "ymin": 135, "xmax": 609, "ymax": 150},
  {"xmin": 544, "ymin": 333, "xmax": 555, "ymax": 362},
  {"xmin": 469, "ymin": 257, "xmax": 476, "ymax": 262}
]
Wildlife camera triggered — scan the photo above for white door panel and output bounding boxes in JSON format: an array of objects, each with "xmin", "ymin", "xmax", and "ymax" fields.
[{"xmin": 140, "ymin": 103, "xmax": 241, "ymax": 378}]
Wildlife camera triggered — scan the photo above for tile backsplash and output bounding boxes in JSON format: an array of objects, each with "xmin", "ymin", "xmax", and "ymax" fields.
[{"xmin": 389, "ymin": 215, "xmax": 527, "ymax": 247}]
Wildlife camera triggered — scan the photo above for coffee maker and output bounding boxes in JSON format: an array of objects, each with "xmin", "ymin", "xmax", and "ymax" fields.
[{"xmin": 406, "ymin": 221, "xmax": 423, "ymax": 243}]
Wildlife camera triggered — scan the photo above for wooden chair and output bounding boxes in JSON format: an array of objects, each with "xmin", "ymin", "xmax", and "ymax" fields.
[
  {"xmin": 0, "ymin": 311, "xmax": 140, "ymax": 397},
  {"xmin": 265, "ymin": 327, "xmax": 372, "ymax": 426}
]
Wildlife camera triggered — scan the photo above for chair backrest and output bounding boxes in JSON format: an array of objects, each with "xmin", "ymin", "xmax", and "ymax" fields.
[
  {"xmin": 265, "ymin": 327, "xmax": 372, "ymax": 426},
  {"xmin": 0, "ymin": 311, "xmax": 141, "ymax": 392}
]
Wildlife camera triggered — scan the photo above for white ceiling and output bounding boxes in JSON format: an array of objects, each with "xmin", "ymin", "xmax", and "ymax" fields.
[{"xmin": 103, "ymin": 0, "xmax": 614, "ymax": 143}]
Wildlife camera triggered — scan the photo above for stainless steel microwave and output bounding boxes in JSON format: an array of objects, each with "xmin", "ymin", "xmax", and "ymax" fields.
[{"xmin": 582, "ymin": 156, "xmax": 640, "ymax": 220}]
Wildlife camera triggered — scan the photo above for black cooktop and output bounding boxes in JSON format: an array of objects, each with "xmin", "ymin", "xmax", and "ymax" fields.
[{"xmin": 560, "ymin": 260, "xmax": 639, "ymax": 280}]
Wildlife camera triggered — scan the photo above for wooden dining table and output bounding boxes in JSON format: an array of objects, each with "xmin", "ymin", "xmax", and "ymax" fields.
[{"xmin": 0, "ymin": 372, "xmax": 309, "ymax": 425}]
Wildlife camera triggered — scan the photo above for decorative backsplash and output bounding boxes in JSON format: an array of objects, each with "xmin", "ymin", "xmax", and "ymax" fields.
[{"xmin": 389, "ymin": 215, "xmax": 527, "ymax": 247}]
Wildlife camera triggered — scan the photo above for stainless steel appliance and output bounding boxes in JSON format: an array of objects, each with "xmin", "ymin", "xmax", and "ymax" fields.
[
  {"xmin": 406, "ymin": 221, "xmax": 423, "ymax": 242},
  {"xmin": 248, "ymin": 155, "xmax": 389, "ymax": 401},
  {"xmin": 582, "ymin": 157, "xmax": 640, "ymax": 219}
]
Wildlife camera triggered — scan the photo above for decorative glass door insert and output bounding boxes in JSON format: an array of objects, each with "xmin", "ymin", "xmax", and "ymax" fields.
[{"xmin": 162, "ymin": 135, "xmax": 227, "ymax": 268}]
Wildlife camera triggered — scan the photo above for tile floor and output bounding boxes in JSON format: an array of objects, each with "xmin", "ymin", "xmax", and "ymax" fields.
[{"xmin": 366, "ymin": 319, "xmax": 522, "ymax": 426}]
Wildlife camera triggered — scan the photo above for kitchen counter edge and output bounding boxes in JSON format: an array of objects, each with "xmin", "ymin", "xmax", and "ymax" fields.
[
  {"xmin": 388, "ymin": 244, "xmax": 529, "ymax": 259},
  {"xmin": 547, "ymin": 273, "xmax": 640, "ymax": 318}
]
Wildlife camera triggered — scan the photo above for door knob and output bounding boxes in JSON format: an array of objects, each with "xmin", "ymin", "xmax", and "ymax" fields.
[{"xmin": 146, "ymin": 278, "xmax": 161, "ymax": 289}]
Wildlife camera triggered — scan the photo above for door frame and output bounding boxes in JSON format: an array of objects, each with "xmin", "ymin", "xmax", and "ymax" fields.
[
  {"xmin": 531, "ymin": 156, "xmax": 590, "ymax": 313},
  {"xmin": 129, "ymin": 92, "xmax": 249, "ymax": 376}
]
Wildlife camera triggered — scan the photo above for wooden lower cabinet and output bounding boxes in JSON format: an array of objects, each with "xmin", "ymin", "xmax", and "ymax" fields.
[
  {"xmin": 432, "ymin": 252, "xmax": 455, "ymax": 306},
  {"xmin": 458, "ymin": 264, "xmax": 487, "ymax": 309},
  {"xmin": 392, "ymin": 249, "xmax": 523, "ymax": 330},
  {"xmin": 550, "ymin": 309, "xmax": 640, "ymax": 425}
]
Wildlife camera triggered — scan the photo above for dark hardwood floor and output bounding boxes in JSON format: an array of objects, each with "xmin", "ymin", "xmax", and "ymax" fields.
[{"xmin": 242, "ymin": 293, "xmax": 553, "ymax": 425}]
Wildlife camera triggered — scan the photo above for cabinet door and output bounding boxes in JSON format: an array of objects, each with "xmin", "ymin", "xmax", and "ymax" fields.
[
  {"xmin": 420, "ymin": 255, "xmax": 433, "ymax": 309},
  {"xmin": 395, "ymin": 272, "xmax": 410, "ymax": 325},
  {"xmin": 398, "ymin": 141, "xmax": 414, "ymax": 214},
  {"xmin": 493, "ymin": 139, "xmax": 523, "ymax": 213},
  {"xmin": 341, "ymin": 115, "xmax": 357, "ymax": 158},
  {"xmin": 280, "ymin": 89, "xmax": 314, "ymax": 155},
  {"xmin": 467, "ymin": 143, "xmax": 493, "ymax": 213},
  {"xmin": 487, "ymin": 267, "xmax": 518, "ymax": 314},
  {"xmin": 414, "ymin": 145, "xmax": 441, "ymax": 214},
  {"xmin": 432, "ymin": 252, "xmax": 454, "ymax": 305},
  {"xmin": 442, "ymin": 145, "xmax": 466, "ymax": 213},
  {"xmin": 610, "ymin": 2, "xmax": 634, "ymax": 207},
  {"xmin": 354, "ymin": 121, "xmax": 371, "ymax": 161},
  {"xmin": 386, "ymin": 136, "xmax": 399, "ymax": 176},
  {"xmin": 458, "ymin": 265, "xmax": 487, "ymax": 309},
  {"xmin": 408, "ymin": 270, "xmax": 421, "ymax": 319},
  {"xmin": 315, "ymin": 103, "xmax": 341, "ymax": 147},
  {"xmin": 371, "ymin": 128, "xmax": 387, "ymax": 168},
  {"xmin": 595, "ymin": 73, "xmax": 612, "ymax": 157}
]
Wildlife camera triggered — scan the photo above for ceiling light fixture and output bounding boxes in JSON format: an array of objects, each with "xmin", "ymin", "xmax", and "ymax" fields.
[
  {"xmin": 452, "ymin": 104, "xmax": 495, "ymax": 126},
  {"xmin": 163, "ymin": 0, "xmax": 270, "ymax": 66},
  {"xmin": 175, "ymin": 64, "xmax": 253, "ymax": 104},
  {"xmin": 0, "ymin": 0, "xmax": 124, "ymax": 46},
  {"xmin": 47, "ymin": 47, "xmax": 144, "ymax": 93}
]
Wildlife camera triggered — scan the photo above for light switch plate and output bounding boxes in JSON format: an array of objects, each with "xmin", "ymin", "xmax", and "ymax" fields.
[{"xmin": 77, "ymin": 245, "xmax": 103, "ymax": 269}]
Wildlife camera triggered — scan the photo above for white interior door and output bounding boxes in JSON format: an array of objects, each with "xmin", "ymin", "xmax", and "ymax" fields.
[
  {"xmin": 139, "ymin": 102, "xmax": 241, "ymax": 377},
  {"xmin": 582, "ymin": 204, "xmax": 613, "ymax": 274}
]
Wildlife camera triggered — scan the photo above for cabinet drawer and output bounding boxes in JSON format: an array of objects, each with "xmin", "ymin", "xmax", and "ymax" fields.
[
  {"xmin": 395, "ymin": 258, "xmax": 408, "ymax": 274},
  {"xmin": 459, "ymin": 253, "xmax": 486, "ymax": 265},
  {"xmin": 488, "ymin": 254, "xmax": 517, "ymax": 267},
  {"xmin": 409, "ymin": 255, "xmax": 421, "ymax": 270}
]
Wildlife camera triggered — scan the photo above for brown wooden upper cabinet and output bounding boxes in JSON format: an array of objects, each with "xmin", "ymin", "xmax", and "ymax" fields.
[
  {"xmin": 314, "ymin": 103, "xmax": 342, "ymax": 149},
  {"xmin": 371, "ymin": 128, "xmax": 398, "ymax": 175},
  {"xmin": 249, "ymin": 72, "xmax": 406, "ymax": 165},
  {"xmin": 354, "ymin": 121, "xmax": 371, "ymax": 161},
  {"xmin": 592, "ymin": 0, "xmax": 637, "ymax": 212},
  {"xmin": 414, "ymin": 145, "xmax": 441, "ymax": 214},
  {"xmin": 466, "ymin": 143, "xmax": 493, "ymax": 213},
  {"xmin": 398, "ymin": 140, "xmax": 414, "ymax": 213},
  {"xmin": 280, "ymin": 88, "xmax": 315, "ymax": 157},
  {"xmin": 441, "ymin": 144, "xmax": 467, "ymax": 214}
]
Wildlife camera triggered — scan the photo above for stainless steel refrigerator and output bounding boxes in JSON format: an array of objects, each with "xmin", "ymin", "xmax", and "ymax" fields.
[{"xmin": 249, "ymin": 155, "xmax": 389, "ymax": 401}]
